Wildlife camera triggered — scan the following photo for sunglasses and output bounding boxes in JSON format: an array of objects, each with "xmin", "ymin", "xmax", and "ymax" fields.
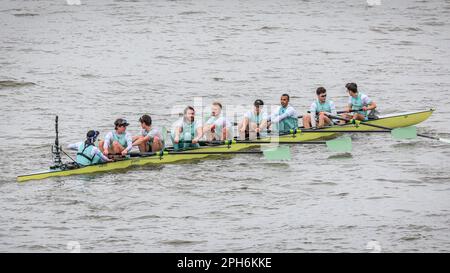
[{"xmin": 320, "ymin": 94, "xmax": 327, "ymax": 98}]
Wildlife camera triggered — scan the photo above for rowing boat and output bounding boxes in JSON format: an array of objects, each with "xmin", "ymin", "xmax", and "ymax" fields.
[{"xmin": 17, "ymin": 109, "xmax": 434, "ymax": 182}]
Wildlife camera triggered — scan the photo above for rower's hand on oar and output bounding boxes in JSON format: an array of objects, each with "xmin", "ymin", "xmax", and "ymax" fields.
[
  {"xmin": 103, "ymin": 149, "xmax": 109, "ymax": 156},
  {"xmin": 174, "ymin": 136, "xmax": 179, "ymax": 144},
  {"xmin": 121, "ymin": 149, "xmax": 128, "ymax": 156},
  {"xmin": 255, "ymin": 127, "xmax": 261, "ymax": 133},
  {"xmin": 192, "ymin": 137, "xmax": 200, "ymax": 144}
]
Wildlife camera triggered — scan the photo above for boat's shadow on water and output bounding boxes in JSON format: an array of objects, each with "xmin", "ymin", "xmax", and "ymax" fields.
[{"xmin": 327, "ymin": 152, "xmax": 353, "ymax": 159}]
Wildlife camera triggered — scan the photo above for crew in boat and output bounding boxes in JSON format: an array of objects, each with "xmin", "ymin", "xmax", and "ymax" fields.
[
  {"xmin": 171, "ymin": 106, "xmax": 204, "ymax": 151},
  {"xmin": 132, "ymin": 114, "xmax": 164, "ymax": 153},
  {"xmin": 341, "ymin": 82, "xmax": 377, "ymax": 123},
  {"xmin": 203, "ymin": 102, "xmax": 233, "ymax": 141},
  {"xmin": 99, "ymin": 118, "xmax": 133, "ymax": 156},
  {"xmin": 238, "ymin": 99, "xmax": 268, "ymax": 139},
  {"xmin": 303, "ymin": 87, "xmax": 337, "ymax": 128},
  {"xmin": 67, "ymin": 130, "xmax": 111, "ymax": 166},
  {"xmin": 268, "ymin": 94, "xmax": 299, "ymax": 134}
]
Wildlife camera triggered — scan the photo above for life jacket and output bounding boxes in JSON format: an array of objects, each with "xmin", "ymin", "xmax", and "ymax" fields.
[
  {"xmin": 76, "ymin": 143, "xmax": 101, "ymax": 166},
  {"xmin": 351, "ymin": 93, "xmax": 369, "ymax": 116},
  {"xmin": 275, "ymin": 107, "xmax": 298, "ymax": 133}
]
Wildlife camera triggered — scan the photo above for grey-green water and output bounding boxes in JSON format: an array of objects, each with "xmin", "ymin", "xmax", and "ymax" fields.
[{"xmin": 0, "ymin": 0, "xmax": 449, "ymax": 252}]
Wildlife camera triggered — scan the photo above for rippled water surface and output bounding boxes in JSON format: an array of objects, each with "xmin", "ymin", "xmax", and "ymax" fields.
[{"xmin": 1, "ymin": 0, "xmax": 450, "ymax": 252}]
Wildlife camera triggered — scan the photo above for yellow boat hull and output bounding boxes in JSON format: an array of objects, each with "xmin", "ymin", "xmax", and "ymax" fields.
[{"xmin": 17, "ymin": 109, "xmax": 434, "ymax": 182}]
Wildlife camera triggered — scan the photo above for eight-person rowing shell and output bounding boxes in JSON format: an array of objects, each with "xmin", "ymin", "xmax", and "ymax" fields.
[{"xmin": 68, "ymin": 83, "xmax": 379, "ymax": 159}]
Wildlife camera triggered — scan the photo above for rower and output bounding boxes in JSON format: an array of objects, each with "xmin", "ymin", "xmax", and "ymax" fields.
[
  {"xmin": 68, "ymin": 130, "xmax": 112, "ymax": 166},
  {"xmin": 269, "ymin": 94, "xmax": 299, "ymax": 134},
  {"xmin": 341, "ymin": 82, "xmax": 377, "ymax": 123},
  {"xmin": 171, "ymin": 106, "xmax": 203, "ymax": 151},
  {"xmin": 203, "ymin": 102, "xmax": 232, "ymax": 141},
  {"xmin": 99, "ymin": 118, "xmax": 133, "ymax": 156},
  {"xmin": 303, "ymin": 87, "xmax": 337, "ymax": 128},
  {"xmin": 132, "ymin": 114, "xmax": 164, "ymax": 153},
  {"xmin": 238, "ymin": 99, "xmax": 268, "ymax": 139}
]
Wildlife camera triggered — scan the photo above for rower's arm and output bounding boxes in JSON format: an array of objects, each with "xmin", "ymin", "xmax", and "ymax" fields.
[
  {"xmin": 310, "ymin": 102, "xmax": 317, "ymax": 128},
  {"xmin": 93, "ymin": 147, "xmax": 111, "ymax": 162},
  {"xmin": 174, "ymin": 126, "xmax": 181, "ymax": 140},
  {"xmin": 103, "ymin": 133, "xmax": 112, "ymax": 150},
  {"xmin": 259, "ymin": 119, "xmax": 268, "ymax": 131},
  {"xmin": 367, "ymin": 101, "xmax": 377, "ymax": 110},
  {"xmin": 271, "ymin": 107, "xmax": 297, "ymax": 123},
  {"xmin": 133, "ymin": 135, "xmax": 150, "ymax": 145},
  {"xmin": 330, "ymin": 101, "xmax": 337, "ymax": 116},
  {"xmin": 240, "ymin": 117, "xmax": 249, "ymax": 131},
  {"xmin": 67, "ymin": 142, "xmax": 81, "ymax": 151},
  {"xmin": 125, "ymin": 134, "xmax": 133, "ymax": 152},
  {"xmin": 345, "ymin": 103, "xmax": 352, "ymax": 112},
  {"xmin": 203, "ymin": 124, "xmax": 212, "ymax": 134},
  {"xmin": 195, "ymin": 127, "xmax": 203, "ymax": 140}
]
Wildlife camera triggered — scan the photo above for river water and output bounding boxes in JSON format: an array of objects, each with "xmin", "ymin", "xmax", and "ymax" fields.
[{"xmin": 0, "ymin": 0, "xmax": 449, "ymax": 252}]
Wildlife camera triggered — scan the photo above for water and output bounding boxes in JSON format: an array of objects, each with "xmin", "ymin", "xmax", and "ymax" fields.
[{"xmin": 1, "ymin": 0, "xmax": 450, "ymax": 252}]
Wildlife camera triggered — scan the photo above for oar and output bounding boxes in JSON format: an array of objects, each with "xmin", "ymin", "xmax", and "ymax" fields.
[
  {"xmin": 327, "ymin": 114, "xmax": 450, "ymax": 143},
  {"xmin": 126, "ymin": 147, "xmax": 292, "ymax": 161},
  {"xmin": 179, "ymin": 137, "xmax": 353, "ymax": 153}
]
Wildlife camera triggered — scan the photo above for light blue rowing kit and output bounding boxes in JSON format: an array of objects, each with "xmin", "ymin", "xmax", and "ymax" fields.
[
  {"xmin": 171, "ymin": 117, "xmax": 203, "ymax": 151},
  {"xmin": 348, "ymin": 93, "xmax": 372, "ymax": 120},
  {"xmin": 68, "ymin": 142, "xmax": 109, "ymax": 166},
  {"xmin": 205, "ymin": 114, "xmax": 233, "ymax": 140},
  {"xmin": 270, "ymin": 105, "xmax": 299, "ymax": 134},
  {"xmin": 103, "ymin": 131, "xmax": 133, "ymax": 152},
  {"xmin": 309, "ymin": 99, "xmax": 337, "ymax": 127}
]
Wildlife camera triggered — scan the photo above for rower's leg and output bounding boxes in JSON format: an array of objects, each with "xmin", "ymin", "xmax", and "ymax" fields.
[
  {"xmin": 151, "ymin": 140, "xmax": 163, "ymax": 152},
  {"xmin": 222, "ymin": 127, "xmax": 230, "ymax": 140},
  {"xmin": 318, "ymin": 113, "xmax": 331, "ymax": 128},
  {"xmin": 138, "ymin": 141, "xmax": 147, "ymax": 153},
  {"xmin": 303, "ymin": 115, "xmax": 311, "ymax": 129},
  {"xmin": 353, "ymin": 113, "xmax": 366, "ymax": 121},
  {"xmin": 248, "ymin": 123, "xmax": 258, "ymax": 140},
  {"xmin": 98, "ymin": 140, "xmax": 105, "ymax": 153},
  {"xmin": 112, "ymin": 141, "xmax": 125, "ymax": 154},
  {"xmin": 339, "ymin": 113, "xmax": 350, "ymax": 124}
]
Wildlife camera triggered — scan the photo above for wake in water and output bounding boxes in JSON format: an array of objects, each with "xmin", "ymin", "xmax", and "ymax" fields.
[{"xmin": 0, "ymin": 80, "xmax": 35, "ymax": 89}]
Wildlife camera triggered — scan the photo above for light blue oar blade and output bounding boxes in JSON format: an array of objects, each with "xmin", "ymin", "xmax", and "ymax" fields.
[
  {"xmin": 391, "ymin": 126, "xmax": 417, "ymax": 139},
  {"xmin": 326, "ymin": 136, "xmax": 352, "ymax": 152},
  {"xmin": 262, "ymin": 146, "xmax": 291, "ymax": 160}
]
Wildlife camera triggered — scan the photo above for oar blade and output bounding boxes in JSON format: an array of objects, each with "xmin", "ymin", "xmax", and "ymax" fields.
[
  {"xmin": 262, "ymin": 146, "xmax": 291, "ymax": 161},
  {"xmin": 326, "ymin": 136, "xmax": 352, "ymax": 153},
  {"xmin": 391, "ymin": 126, "xmax": 417, "ymax": 139}
]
